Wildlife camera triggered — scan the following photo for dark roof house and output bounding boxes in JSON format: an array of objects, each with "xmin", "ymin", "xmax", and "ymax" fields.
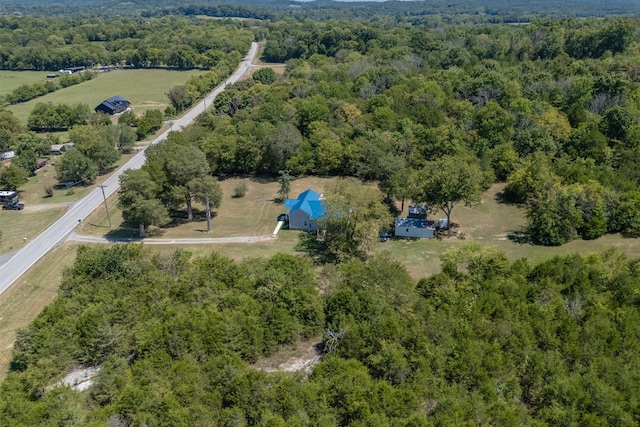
[
  {"xmin": 95, "ymin": 96, "xmax": 130, "ymax": 115},
  {"xmin": 284, "ymin": 189, "xmax": 326, "ymax": 231}
]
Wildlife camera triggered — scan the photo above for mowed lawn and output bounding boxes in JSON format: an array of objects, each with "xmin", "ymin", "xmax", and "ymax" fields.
[
  {"xmin": 80, "ymin": 177, "xmax": 640, "ymax": 279},
  {"xmin": 83, "ymin": 176, "xmax": 338, "ymax": 238},
  {"xmin": 0, "ymin": 208, "xmax": 67, "ymax": 255},
  {"xmin": 5, "ymin": 69, "xmax": 203, "ymax": 124},
  {"xmin": 0, "ymin": 71, "xmax": 52, "ymax": 97}
]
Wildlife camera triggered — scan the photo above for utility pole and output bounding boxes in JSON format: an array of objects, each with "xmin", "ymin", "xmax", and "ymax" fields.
[
  {"xmin": 98, "ymin": 184, "xmax": 112, "ymax": 228},
  {"xmin": 205, "ymin": 193, "xmax": 211, "ymax": 233}
]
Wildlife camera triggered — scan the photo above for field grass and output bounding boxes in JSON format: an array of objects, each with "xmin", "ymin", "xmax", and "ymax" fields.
[
  {"xmin": 0, "ymin": 71, "xmax": 51, "ymax": 97},
  {"xmin": 0, "ymin": 243, "xmax": 78, "ymax": 379},
  {"xmin": 0, "ymin": 207, "xmax": 66, "ymax": 255},
  {"xmin": 6, "ymin": 69, "xmax": 203, "ymax": 124},
  {"xmin": 83, "ymin": 176, "xmax": 338, "ymax": 238},
  {"xmin": 81, "ymin": 178, "xmax": 640, "ymax": 278}
]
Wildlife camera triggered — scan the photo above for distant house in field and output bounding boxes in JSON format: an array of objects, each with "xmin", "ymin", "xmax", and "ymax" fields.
[
  {"xmin": 284, "ymin": 189, "xmax": 326, "ymax": 231},
  {"xmin": 95, "ymin": 96, "xmax": 130, "ymax": 115},
  {"xmin": 0, "ymin": 151, "xmax": 15, "ymax": 161},
  {"xmin": 50, "ymin": 143, "xmax": 75, "ymax": 155},
  {"xmin": 394, "ymin": 217, "xmax": 436, "ymax": 239}
]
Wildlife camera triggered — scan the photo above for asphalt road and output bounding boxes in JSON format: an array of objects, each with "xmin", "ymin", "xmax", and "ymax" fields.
[{"xmin": 0, "ymin": 42, "xmax": 260, "ymax": 295}]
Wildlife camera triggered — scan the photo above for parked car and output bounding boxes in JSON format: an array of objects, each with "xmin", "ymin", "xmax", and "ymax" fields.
[{"xmin": 2, "ymin": 203, "xmax": 24, "ymax": 210}]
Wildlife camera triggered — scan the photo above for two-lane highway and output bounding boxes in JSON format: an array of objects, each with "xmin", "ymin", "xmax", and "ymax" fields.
[{"xmin": 0, "ymin": 42, "xmax": 260, "ymax": 295}]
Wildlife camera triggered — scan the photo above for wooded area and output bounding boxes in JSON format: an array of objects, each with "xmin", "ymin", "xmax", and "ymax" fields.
[
  {"xmin": 2, "ymin": 244, "xmax": 640, "ymax": 425},
  {"xmin": 2, "ymin": 4, "xmax": 640, "ymax": 425}
]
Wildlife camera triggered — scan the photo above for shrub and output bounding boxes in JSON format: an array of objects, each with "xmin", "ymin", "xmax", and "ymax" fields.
[{"xmin": 233, "ymin": 183, "xmax": 248, "ymax": 198}]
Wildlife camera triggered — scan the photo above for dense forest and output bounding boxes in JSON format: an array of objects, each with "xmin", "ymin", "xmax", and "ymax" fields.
[
  {"xmin": 0, "ymin": 16, "xmax": 253, "ymax": 70},
  {"xmin": 2, "ymin": 244, "xmax": 640, "ymax": 425}
]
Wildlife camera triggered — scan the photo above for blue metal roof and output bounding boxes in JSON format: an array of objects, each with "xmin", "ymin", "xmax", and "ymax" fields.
[{"xmin": 285, "ymin": 189, "xmax": 326, "ymax": 220}]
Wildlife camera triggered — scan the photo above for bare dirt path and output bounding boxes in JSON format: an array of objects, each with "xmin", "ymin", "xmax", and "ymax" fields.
[
  {"xmin": 65, "ymin": 231, "xmax": 275, "ymax": 245},
  {"xmin": 23, "ymin": 202, "xmax": 74, "ymax": 212}
]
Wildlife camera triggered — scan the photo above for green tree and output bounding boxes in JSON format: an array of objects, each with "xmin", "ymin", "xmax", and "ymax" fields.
[
  {"xmin": 0, "ymin": 109, "xmax": 22, "ymax": 151},
  {"xmin": 118, "ymin": 169, "xmax": 170, "ymax": 237},
  {"xmin": 145, "ymin": 140, "xmax": 210, "ymax": 220},
  {"xmin": 55, "ymin": 149, "xmax": 98, "ymax": 185},
  {"xmin": 277, "ymin": 169, "xmax": 292, "ymax": 203},
  {"xmin": 69, "ymin": 125, "xmax": 120, "ymax": 172},
  {"xmin": 187, "ymin": 176, "xmax": 223, "ymax": 233},
  {"xmin": 252, "ymin": 68, "xmax": 277, "ymax": 85},
  {"xmin": 0, "ymin": 165, "xmax": 29, "ymax": 190},
  {"xmin": 526, "ymin": 183, "xmax": 582, "ymax": 246},
  {"xmin": 317, "ymin": 178, "xmax": 392, "ymax": 262},
  {"xmin": 413, "ymin": 156, "xmax": 484, "ymax": 228},
  {"xmin": 167, "ymin": 86, "xmax": 193, "ymax": 112}
]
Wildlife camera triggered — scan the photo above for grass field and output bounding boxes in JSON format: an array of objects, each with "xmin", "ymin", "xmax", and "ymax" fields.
[
  {"xmin": 0, "ymin": 71, "xmax": 52, "ymax": 97},
  {"xmin": 83, "ymin": 176, "xmax": 338, "ymax": 238},
  {"xmin": 5, "ymin": 69, "xmax": 203, "ymax": 124},
  {"xmin": 0, "ymin": 207, "xmax": 67, "ymax": 255},
  {"xmin": 81, "ymin": 177, "xmax": 640, "ymax": 278}
]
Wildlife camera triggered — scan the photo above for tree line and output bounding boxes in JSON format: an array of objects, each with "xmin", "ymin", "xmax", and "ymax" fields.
[{"xmin": 0, "ymin": 16, "xmax": 252, "ymax": 70}]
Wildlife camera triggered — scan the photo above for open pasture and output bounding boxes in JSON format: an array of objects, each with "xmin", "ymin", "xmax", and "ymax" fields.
[
  {"xmin": 0, "ymin": 71, "xmax": 51, "ymax": 97},
  {"xmin": 6, "ymin": 68, "xmax": 203, "ymax": 124}
]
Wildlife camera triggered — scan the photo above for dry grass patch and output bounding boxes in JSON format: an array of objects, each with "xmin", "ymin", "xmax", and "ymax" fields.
[
  {"xmin": 0, "ymin": 243, "xmax": 78, "ymax": 380},
  {"xmin": 83, "ymin": 175, "xmax": 338, "ymax": 239}
]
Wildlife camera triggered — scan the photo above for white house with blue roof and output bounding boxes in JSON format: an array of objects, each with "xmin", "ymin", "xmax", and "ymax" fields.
[{"xmin": 284, "ymin": 189, "xmax": 326, "ymax": 231}]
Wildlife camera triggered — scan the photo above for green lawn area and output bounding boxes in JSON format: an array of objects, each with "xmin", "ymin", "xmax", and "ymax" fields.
[
  {"xmin": 81, "ymin": 178, "xmax": 640, "ymax": 280},
  {"xmin": 83, "ymin": 176, "xmax": 338, "ymax": 238},
  {"xmin": 0, "ymin": 71, "xmax": 51, "ymax": 97},
  {"xmin": 6, "ymin": 69, "xmax": 203, "ymax": 124},
  {"xmin": 0, "ymin": 207, "xmax": 66, "ymax": 255}
]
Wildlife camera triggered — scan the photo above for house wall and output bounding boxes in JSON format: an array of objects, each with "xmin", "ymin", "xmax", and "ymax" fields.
[
  {"xmin": 395, "ymin": 225, "xmax": 434, "ymax": 239},
  {"xmin": 289, "ymin": 209, "xmax": 315, "ymax": 231}
]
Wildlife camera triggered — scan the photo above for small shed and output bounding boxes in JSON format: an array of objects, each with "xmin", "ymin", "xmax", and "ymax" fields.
[
  {"xmin": 95, "ymin": 96, "xmax": 130, "ymax": 115},
  {"xmin": 394, "ymin": 218, "xmax": 435, "ymax": 239},
  {"xmin": 284, "ymin": 189, "xmax": 326, "ymax": 231}
]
